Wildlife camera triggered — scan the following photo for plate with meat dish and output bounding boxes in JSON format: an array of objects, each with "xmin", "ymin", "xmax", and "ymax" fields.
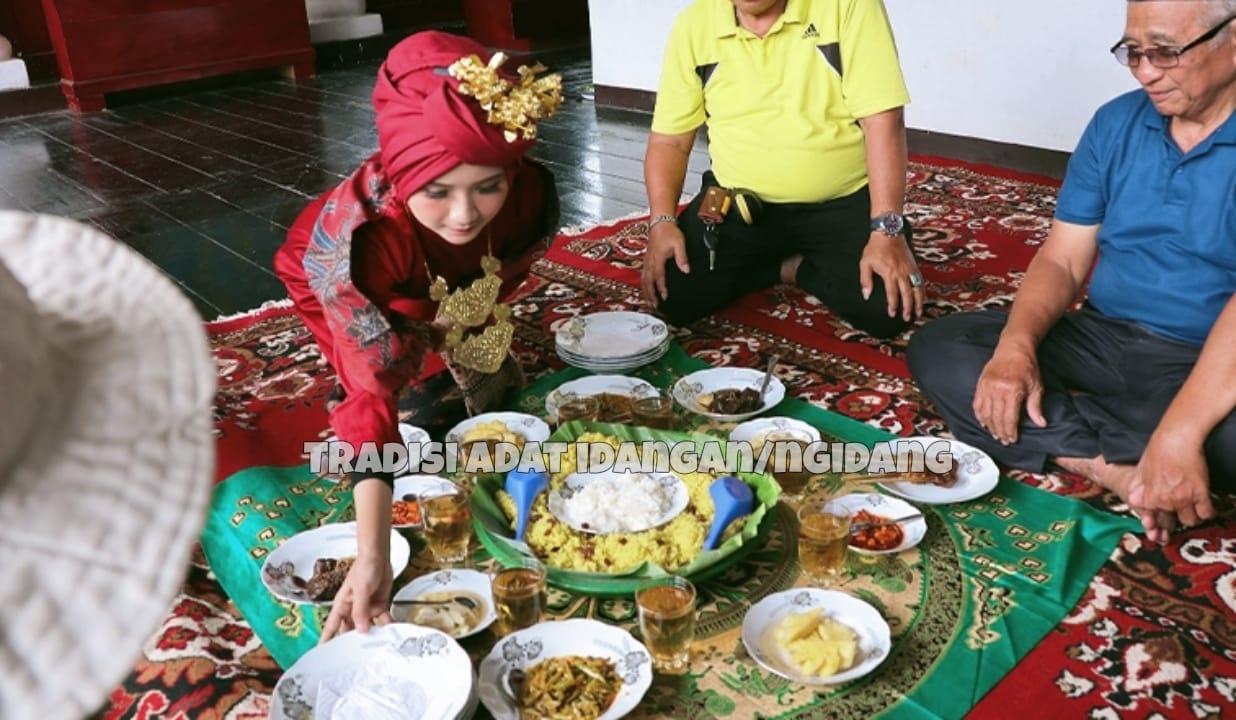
[
  {"xmin": 260, "ymin": 522, "xmax": 412, "ymax": 605},
  {"xmin": 545, "ymin": 375, "xmax": 656, "ymax": 424},
  {"xmin": 829, "ymin": 493, "xmax": 927, "ymax": 555},
  {"xmin": 672, "ymin": 367, "xmax": 786, "ymax": 422},
  {"xmin": 875, "ymin": 436, "xmax": 999, "ymax": 504}
]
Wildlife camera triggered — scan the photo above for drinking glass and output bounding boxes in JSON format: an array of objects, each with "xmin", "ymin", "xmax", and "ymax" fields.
[
  {"xmin": 635, "ymin": 575, "xmax": 696, "ymax": 674},
  {"xmin": 556, "ymin": 393, "xmax": 599, "ymax": 429},
  {"xmin": 797, "ymin": 499, "xmax": 852, "ymax": 586},
  {"xmin": 491, "ymin": 555, "xmax": 548, "ymax": 636},
  {"xmin": 420, "ymin": 487, "xmax": 472, "ymax": 565},
  {"xmin": 631, "ymin": 388, "xmax": 675, "ymax": 430}
]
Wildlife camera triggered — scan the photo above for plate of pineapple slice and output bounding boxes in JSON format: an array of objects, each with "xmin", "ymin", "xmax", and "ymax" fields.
[{"xmin": 741, "ymin": 589, "xmax": 891, "ymax": 685}]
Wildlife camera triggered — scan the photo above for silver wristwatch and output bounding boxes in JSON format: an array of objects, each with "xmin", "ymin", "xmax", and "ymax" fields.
[{"xmin": 870, "ymin": 212, "xmax": 905, "ymax": 237}]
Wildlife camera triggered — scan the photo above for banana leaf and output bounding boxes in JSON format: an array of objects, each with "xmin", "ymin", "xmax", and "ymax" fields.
[{"xmin": 471, "ymin": 420, "xmax": 781, "ymax": 596}]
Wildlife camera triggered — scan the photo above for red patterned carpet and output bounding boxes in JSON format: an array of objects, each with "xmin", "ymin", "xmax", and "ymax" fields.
[{"xmin": 93, "ymin": 157, "xmax": 1235, "ymax": 719}]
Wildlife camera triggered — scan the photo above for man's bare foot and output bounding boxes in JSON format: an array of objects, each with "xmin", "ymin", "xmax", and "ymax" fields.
[
  {"xmin": 1054, "ymin": 455, "xmax": 1136, "ymax": 503},
  {"xmin": 780, "ymin": 254, "xmax": 803, "ymax": 285},
  {"xmin": 1056, "ymin": 455, "xmax": 1178, "ymax": 541}
]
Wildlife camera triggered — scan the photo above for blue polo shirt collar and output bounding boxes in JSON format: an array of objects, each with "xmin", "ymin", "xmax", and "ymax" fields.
[{"xmin": 1141, "ymin": 97, "xmax": 1236, "ymax": 150}]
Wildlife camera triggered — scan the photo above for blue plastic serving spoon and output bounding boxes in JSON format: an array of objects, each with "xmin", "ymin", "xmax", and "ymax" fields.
[
  {"xmin": 703, "ymin": 475, "xmax": 755, "ymax": 551},
  {"xmin": 504, "ymin": 468, "xmax": 549, "ymax": 542}
]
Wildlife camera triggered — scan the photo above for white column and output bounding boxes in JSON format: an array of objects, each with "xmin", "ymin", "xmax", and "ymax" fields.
[
  {"xmin": 305, "ymin": 0, "xmax": 384, "ymax": 44},
  {"xmin": 0, "ymin": 34, "xmax": 31, "ymax": 92}
]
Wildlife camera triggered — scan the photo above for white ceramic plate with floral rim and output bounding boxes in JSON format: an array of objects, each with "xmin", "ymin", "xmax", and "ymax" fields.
[
  {"xmin": 728, "ymin": 416, "xmax": 822, "ymax": 452},
  {"xmin": 546, "ymin": 469, "xmax": 691, "ymax": 535},
  {"xmin": 544, "ymin": 374, "xmax": 657, "ymax": 421},
  {"xmin": 741, "ymin": 589, "xmax": 892, "ymax": 687},
  {"xmin": 390, "ymin": 475, "xmax": 460, "ymax": 529},
  {"xmin": 446, "ymin": 412, "xmax": 551, "ymax": 448},
  {"xmin": 391, "ymin": 568, "xmax": 498, "ymax": 639},
  {"xmin": 260, "ymin": 522, "xmax": 411, "ymax": 606},
  {"xmin": 829, "ymin": 492, "xmax": 928, "ymax": 556},
  {"xmin": 308, "ymin": 423, "xmax": 430, "ymax": 482},
  {"xmin": 478, "ymin": 618, "xmax": 654, "ymax": 720},
  {"xmin": 270, "ymin": 623, "xmax": 472, "ymax": 720},
  {"xmin": 876, "ymin": 436, "xmax": 999, "ymax": 504},
  {"xmin": 554, "ymin": 311, "xmax": 669, "ymax": 359},
  {"xmin": 556, "ymin": 341, "xmax": 671, "ymax": 373},
  {"xmin": 672, "ymin": 367, "xmax": 786, "ymax": 422}
]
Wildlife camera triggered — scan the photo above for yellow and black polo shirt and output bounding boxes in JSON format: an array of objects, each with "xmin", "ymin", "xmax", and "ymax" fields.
[{"xmin": 652, "ymin": 0, "xmax": 910, "ymax": 203}]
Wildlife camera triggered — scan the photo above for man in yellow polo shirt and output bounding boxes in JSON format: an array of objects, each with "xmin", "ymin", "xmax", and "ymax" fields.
[{"xmin": 641, "ymin": 0, "xmax": 922, "ymax": 338}]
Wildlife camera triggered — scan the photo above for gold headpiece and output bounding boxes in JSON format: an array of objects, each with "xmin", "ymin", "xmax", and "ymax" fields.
[
  {"xmin": 448, "ymin": 52, "xmax": 564, "ymax": 142},
  {"xmin": 429, "ymin": 253, "xmax": 512, "ymax": 374}
]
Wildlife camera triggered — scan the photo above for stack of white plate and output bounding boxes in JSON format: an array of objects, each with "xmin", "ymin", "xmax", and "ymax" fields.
[
  {"xmin": 270, "ymin": 623, "xmax": 478, "ymax": 720},
  {"xmin": 555, "ymin": 311, "xmax": 670, "ymax": 372}
]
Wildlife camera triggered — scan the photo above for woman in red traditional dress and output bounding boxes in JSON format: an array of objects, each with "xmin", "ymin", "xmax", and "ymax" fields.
[{"xmin": 274, "ymin": 30, "xmax": 562, "ymax": 641}]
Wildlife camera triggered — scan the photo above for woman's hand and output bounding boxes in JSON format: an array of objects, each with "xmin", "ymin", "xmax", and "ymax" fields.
[{"xmin": 319, "ymin": 551, "xmax": 393, "ymax": 643}]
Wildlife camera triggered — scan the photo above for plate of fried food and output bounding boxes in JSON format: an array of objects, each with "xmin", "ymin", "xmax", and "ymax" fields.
[
  {"xmin": 874, "ymin": 436, "xmax": 998, "ymax": 504},
  {"xmin": 260, "ymin": 522, "xmax": 411, "ymax": 605},
  {"xmin": 478, "ymin": 618, "xmax": 653, "ymax": 720},
  {"xmin": 391, "ymin": 568, "xmax": 497, "ymax": 639},
  {"xmin": 829, "ymin": 493, "xmax": 927, "ymax": 555},
  {"xmin": 446, "ymin": 412, "xmax": 551, "ymax": 470},
  {"xmin": 673, "ymin": 367, "xmax": 786, "ymax": 422},
  {"xmin": 545, "ymin": 374, "xmax": 656, "ymax": 424},
  {"xmin": 741, "ymin": 589, "xmax": 891, "ymax": 686}
]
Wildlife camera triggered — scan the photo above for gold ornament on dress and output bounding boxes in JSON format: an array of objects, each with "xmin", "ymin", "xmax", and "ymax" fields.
[
  {"xmin": 427, "ymin": 248, "xmax": 512, "ymax": 374},
  {"xmin": 448, "ymin": 52, "xmax": 564, "ymax": 143}
]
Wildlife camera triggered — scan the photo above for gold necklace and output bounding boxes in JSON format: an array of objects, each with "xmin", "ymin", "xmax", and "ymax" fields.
[{"xmin": 424, "ymin": 230, "xmax": 512, "ymax": 374}]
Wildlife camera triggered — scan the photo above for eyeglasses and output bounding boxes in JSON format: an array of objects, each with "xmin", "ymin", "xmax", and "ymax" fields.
[{"xmin": 1111, "ymin": 13, "xmax": 1236, "ymax": 68}]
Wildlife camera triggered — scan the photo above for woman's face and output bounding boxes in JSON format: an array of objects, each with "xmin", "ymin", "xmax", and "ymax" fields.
[{"xmin": 407, "ymin": 163, "xmax": 510, "ymax": 245}]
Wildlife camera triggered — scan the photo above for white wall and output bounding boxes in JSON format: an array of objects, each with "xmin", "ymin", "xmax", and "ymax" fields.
[{"xmin": 588, "ymin": 0, "xmax": 1138, "ymax": 152}]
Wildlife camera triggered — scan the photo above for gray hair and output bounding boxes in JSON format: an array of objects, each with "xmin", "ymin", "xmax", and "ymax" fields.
[
  {"xmin": 1132, "ymin": 0, "xmax": 1236, "ymax": 29},
  {"xmin": 1205, "ymin": 0, "xmax": 1236, "ymax": 26}
]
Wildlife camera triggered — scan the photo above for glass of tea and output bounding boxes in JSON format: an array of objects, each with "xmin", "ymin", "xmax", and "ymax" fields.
[
  {"xmin": 797, "ymin": 499, "xmax": 852, "ymax": 586},
  {"xmin": 757, "ymin": 430, "xmax": 815, "ymax": 500},
  {"xmin": 420, "ymin": 487, "xmax": 473, "ymax": 565},
  {"xmin": 555, "ymin": 393, "xmax": 599, "ymax": 429},
  {"xmin": 631, "ymin": 388, "xmax": 675, "ymax": 430},
  {"xmin": 635, "ymin": 575, "xmax": 696, "ymax": 674},
  {"xmin": 491, "ymin": 555, "xmax": 548, "ymax": 636}
]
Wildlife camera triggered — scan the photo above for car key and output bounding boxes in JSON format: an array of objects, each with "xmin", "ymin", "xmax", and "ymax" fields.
[{"xmin": 703, "ymin": 222, "xmax": 718, "ymax": 271}]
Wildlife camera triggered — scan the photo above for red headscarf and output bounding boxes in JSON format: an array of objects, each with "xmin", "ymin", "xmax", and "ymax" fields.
[{"xmin": 373, "ymin": 31, "xmax": 537, "ymax": 201}]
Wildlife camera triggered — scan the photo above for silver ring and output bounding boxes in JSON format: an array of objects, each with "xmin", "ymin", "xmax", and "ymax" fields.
[{"xmin": 909, "ymin": 272, "xmax": 924, "ymax": 288}]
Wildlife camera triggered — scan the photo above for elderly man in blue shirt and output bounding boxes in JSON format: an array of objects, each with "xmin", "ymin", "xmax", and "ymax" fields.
[{"xmin": 909, "ymin": 0, "xmax": 1236, "ymax": 544}]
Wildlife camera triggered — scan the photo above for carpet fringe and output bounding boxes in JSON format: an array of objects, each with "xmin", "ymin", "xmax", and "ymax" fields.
[{"xmin": 209, "ymin": 298, "xmax": 294, "ymax": 324}]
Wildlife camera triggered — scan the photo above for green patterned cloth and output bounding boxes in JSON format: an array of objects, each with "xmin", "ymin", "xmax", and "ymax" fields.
[{"xmin": 202, "ymin": 342, "xmax": 1140, "ymax": 718}]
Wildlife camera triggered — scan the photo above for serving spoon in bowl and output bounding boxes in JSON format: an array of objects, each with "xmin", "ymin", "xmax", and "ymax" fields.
[
  {"xmin": 501, "ymin": 666, "xmax": 527, "ymax": 716},
  {"xmin": 703, "ymin": 476, "xmax": 755, "ymax": 551}
]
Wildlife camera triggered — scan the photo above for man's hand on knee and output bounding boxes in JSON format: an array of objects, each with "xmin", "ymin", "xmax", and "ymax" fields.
[
  {"xmin": 641, "ymin": 223, "xmax": 689, "ymax": 304},
  {"xmin": 973, "ymin": 346, "xmax": 1048, "ymax": 446}
]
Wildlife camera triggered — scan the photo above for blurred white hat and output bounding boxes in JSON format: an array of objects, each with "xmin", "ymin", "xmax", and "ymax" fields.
[{"xmin": 0, "ymin": 212, "xmax": 216, "ymax": 719}]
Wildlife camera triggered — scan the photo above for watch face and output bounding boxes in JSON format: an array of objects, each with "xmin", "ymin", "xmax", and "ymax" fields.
[{"xmin": 875, "ymin": 213, "xmax": 903, "ymax": 234}]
